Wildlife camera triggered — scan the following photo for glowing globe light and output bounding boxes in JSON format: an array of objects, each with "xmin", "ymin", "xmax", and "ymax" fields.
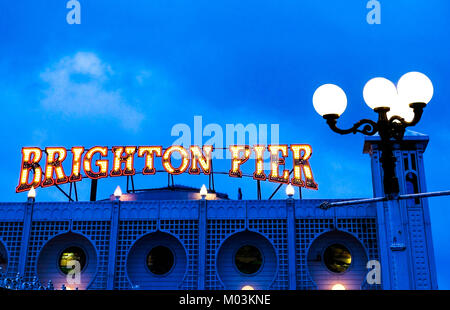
[
  {"xmin": 241, "ymin": 285, "xmax": 255, "ymax": 290},
  {"xmin": 363, "ymin": 77, "xmax": 397, "ymax": 110},
  {"xmin": 331, "ymin": 283, "xmax": 346, "ymax": 290},
  {"xmin": 285, "ymin": 184, "xmax": 295, "ymax": 198},
  {"xmin": 312, "ymin": 84, "xmax": 348, "ymax": 117},
  {"xmin": 114, "ymin": 185, "xmax": 122, "ymax": 198},
  {"xmin": 200, "ymin": 184, "xmax": 208, "ymax": 199},
  {"xmin": 397, "ymin": 72, "xmax": 433, "ymax": 104},
  {"xmin": 28, "ymin": 187, "xmax": 36, "ymax": 199},
  {"xmin": 387, "ymin": 97, "xmax": 415, "ymax": 122}
]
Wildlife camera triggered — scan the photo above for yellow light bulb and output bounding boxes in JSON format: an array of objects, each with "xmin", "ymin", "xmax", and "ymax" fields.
[
  {"xmin": 331, "ymin": 283, "xmax": 346, "ymax": 290},
  {"xmin": 200, "ymin": 184, "xmax": 208, "ymax": 198}
]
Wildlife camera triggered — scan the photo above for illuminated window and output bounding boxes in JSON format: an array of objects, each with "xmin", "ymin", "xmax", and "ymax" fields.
[
  {"xmin": 323, "ymin": 244, "xmax": 351, "ymax": 273},
  {"xmin": 58, "ymin": 246, "xmax": 86, "ymax": 275},
  {"xmin": 146, "ymin": 246, "xmax": 174, "ymax": 275},
  {"xmin": 235, "ymin": 245, "xmax": 263, "ymax": 275}
]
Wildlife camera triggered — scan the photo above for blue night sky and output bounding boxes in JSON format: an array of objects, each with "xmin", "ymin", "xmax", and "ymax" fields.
[{"xmin": 1, "ymin": 1, "xmax": 450, "ymax": 288}]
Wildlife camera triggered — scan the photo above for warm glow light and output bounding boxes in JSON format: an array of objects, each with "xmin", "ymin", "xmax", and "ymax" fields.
[
  {"xmin": 200, "ymin": 184, "xmax": 208, "ymax": 198},
  {"xmin": 138, "ymin": 146, "xmax": 162, "ymax": 175},
  {"xmin": 241, "ymin": 285, "xmax": 254, "ymax": 290},
  {"xmin": 252, "ymin": 145, "xmax": 267, "ymax": 181},
  {"xmin": 286, "ymin": 184, "xmax": 295, "ymax": 197},
  {"xmin": 83, "ymin": 146, "xmax": 109, "ymax": 179},
  {"xmin": 268, "ymin": 145, "xmax": 289, "ymax": 184},
  {"xmin": 15, "ymin": 144, "xmax": 320, "ymax": 193},
  {"xmin": 229, "ymin": 146, "xmax": 251, "ymax": 178},
  {"xmin": 28, "ymin": 186, "xmax": 36, "ymax": 199},
  {"xmin": 387, "ymin": 97, "xmax": 415, "ymax": 122},
  {"xmin": 397, "ymin": 72, "xmax": 433, "ymax": 104},
  {"xmin": 290, "ymin": 144, "xmax": 318, "ymax": 190},
  {"xmin": 189, "ymin": 145, "xmax": 213, "ymax": 175},
  {"xmin": 69, "ymin": 147, "xmax": 85, "ymax": 182},
  {"xmin": 114, "ymin": 185, "xmax": 122, "ymax": 198},
  {"xmin": 16, "ymin": 147, "xmax": 43, "ymax": 193},
  {"xmin": 312, "ymin": 84, "xmax": 347, "ymax": 116},
  {"xmin": 331, "ymin": 283, "xmax": 346, "ymax": 290},
  {"xmin": 110, "ymin": 146, "xmax": 137, "ymax": 177},
  {"xmin": 363, "ymin": 77, "xmax": 397, "ymax": 110},
  {"xmin": 162, "ymin": 146, "xmax": 190, "ymax": 175},
  {"xmin": 42, "ymin": 147, "xmax": 69, "ymax": 187}
]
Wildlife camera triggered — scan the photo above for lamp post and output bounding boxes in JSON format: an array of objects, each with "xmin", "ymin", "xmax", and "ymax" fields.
[
  {"xmin": 312, "ymin": 72, "xmax": 433, "ymax": 197},
  {"xmin": 312, "ymin": 72, "xmax": 434, "ymax": 289}
]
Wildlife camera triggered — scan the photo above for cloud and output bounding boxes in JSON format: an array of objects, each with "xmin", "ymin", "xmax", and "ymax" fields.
[{"xmin": 40, "ymin": 52, "xmax": 144, "ymax": 131}]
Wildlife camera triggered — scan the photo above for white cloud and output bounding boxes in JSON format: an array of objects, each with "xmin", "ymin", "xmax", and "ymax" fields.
[
  {"xmin": 136, "ymin": 70, "xmax": 152, "ymax": 85},
  {"xmin": 40, "ymin": 52, "xmax": 144, "ymax": 131}
]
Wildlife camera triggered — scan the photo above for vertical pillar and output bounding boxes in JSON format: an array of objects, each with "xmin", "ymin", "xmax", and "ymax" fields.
[
  {"xmin": 286, "ymin": 198, "xmax": 297, "ymax": 290},
  {"xmin": 197, "ymin": 199, "xmax": 207, "ymax": 289},
  {"xmin": 106, "ymin": 199, "xmax": 120, "ymax": 290},
  {"xmin": 385, "ymin": 198, "xmax": 412, "ymax": 289},
  {"xmin": 416, "ymin": 146, "xmax": 439, "ymax": 289},
  {"xmin": 364, "ymin": 133, "xmax": 437, "ymax": 290},
  {"xmin": 18, "ymin": 200, "xmax": 34, "ymax": 277}
]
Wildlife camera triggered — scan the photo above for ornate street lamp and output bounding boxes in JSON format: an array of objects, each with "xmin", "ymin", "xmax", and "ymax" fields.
[{"xmin": 312, "ymin": 72, "xmax": 433, "ymax": 196}]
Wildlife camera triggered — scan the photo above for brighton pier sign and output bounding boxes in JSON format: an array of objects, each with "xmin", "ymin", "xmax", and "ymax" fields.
[{"xmin": 15, "ymin": 145, "xmax": 318, "ymax": 193}]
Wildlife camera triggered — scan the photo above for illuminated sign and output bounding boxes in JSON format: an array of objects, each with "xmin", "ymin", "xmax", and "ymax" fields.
[{"xmin": 16, "ymin": 145, "xmax": 318, "ymax": 193}]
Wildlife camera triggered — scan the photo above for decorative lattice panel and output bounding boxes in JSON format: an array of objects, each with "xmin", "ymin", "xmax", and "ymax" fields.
[
  {"xmin": 248, "ymin": 219, "xmax": 288, "ymax": 290},
  {"xmin": 206, "ymin": 219, "xmax": 246, "ymax": 289},
  {"xmin": 0, "ymin": 222, "xmax": 23, "ymax": 277},
  {"xmin": 407, "ymin": 209, "xmax": 431, "ymax": 289},
  {"xmin": 73, "ymin": 221, "xmax": 111, "ymax": 290},
  {"xmin": 337, "ymin": 218, "xmax": 381, "ymax": 290},
  {"xmin": 25, "ymin": 221, "xmax": 70, "ymax": 281},
  {"xmin": 296, "ymin": 218, "xmax": 334, "ymax": 289},
  {"xmin": 114, "ymin": 220, "xmax": 157, "ymax": 289},
  {"xmin": 160, "ymin": 220, "xmax": 199, "ymax": 289}
]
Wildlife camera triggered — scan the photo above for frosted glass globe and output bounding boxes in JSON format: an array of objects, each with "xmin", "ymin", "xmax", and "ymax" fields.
[
  {"xmin": 363, "ymin": 77, "xmax": 397, "ymax": 110},
  {"xmin": 312, "ymin": 84, "xmax": 347, "ymax": 116},
  {"xmin": 397, "ymin": 72, "xmax": 433, "ymax": 104},
  {"xmin": 285, "ymin": 184, "xmax": 295, "ymax": 197},
  {"xmin": 387, "ymin": 97, "xmax": 415, "ymax": 122}
]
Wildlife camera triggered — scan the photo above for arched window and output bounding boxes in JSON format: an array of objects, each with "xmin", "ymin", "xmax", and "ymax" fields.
[{"xmin": 405, "ymin": 172, "xmax": 420, "ymax": 205}]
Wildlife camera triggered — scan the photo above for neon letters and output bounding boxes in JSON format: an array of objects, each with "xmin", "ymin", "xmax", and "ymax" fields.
[{"xmin": 16, "ymin": 145, "xmax": 318, "ymax": 193}]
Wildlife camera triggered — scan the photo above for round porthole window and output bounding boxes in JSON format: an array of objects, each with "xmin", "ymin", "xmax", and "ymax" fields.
[
  {"xmin": 323, "ymin": 244, "xmax": 351, "ymax": 273},
  {"xmin": 146, "ymin": 246, "xmax": 174, "ymax": 275},
  {"xmin": 58, "ymin": 246, "xmax": 87, "ymax": 275},
  {"xmin": 235, "ymin": 245, "xmax": 263, "ymax": 275}
]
